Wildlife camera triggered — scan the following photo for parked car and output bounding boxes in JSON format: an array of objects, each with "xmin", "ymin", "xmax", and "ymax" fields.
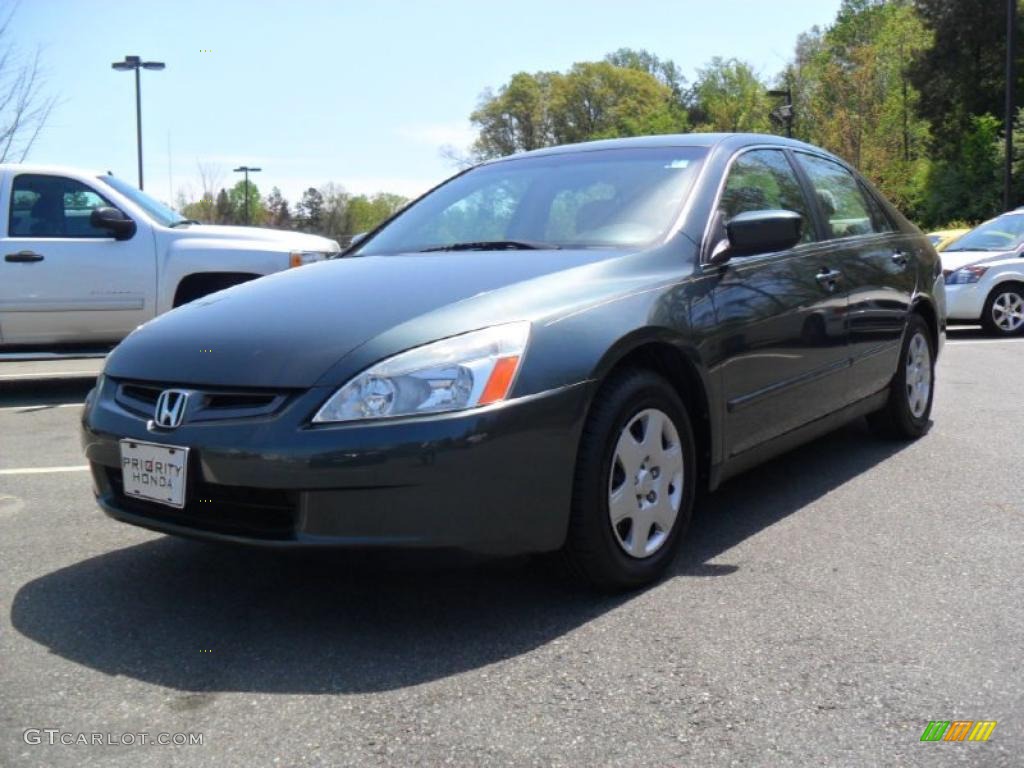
[
  {"xmin": 940, "ymin": 211, "xmax": 1024, "ymax": 336},
  {"xmin": 926, "ymin": 228, "xmax": 969, "ymax": 252},
  {"xmin": 0, "ymin": 164, "xmax": 339, "ymax": 349},
  {"xmin": 82, "ymin": 134, "xmax": 943, "ymax": 589}
]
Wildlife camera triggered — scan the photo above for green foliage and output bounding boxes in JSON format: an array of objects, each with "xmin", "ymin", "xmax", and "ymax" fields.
[
  {"xmin": 344, "ymin": 193, "xmax": 407, "ymax": 235},
  {"xmin": 469, "ymin": 55, "xmax": 689, "ymax": 160},
  {"xmin": 227, "ymin": 180, "xmax": 267, "ymax": 225},
  {"xmin": 691, "ymin": 57, "xmax": 771, "ymax": 133},
  {"xmin": 920, "ymin": 114, "xmax": 1003, "ymax": 225}
]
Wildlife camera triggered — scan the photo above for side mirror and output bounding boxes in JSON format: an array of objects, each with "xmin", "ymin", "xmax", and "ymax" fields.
[
  {"xmin": 710, "ymin": 209, "xmax": 803, "ymax": 265},
  {"xmin": 90, "ymin": 207, "xmax": 137, "ymax": 240}
]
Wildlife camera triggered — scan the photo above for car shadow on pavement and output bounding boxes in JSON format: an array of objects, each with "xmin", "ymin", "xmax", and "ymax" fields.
[{"xmin": 10, "ymin": 420, "xmax": 911, "ymax": 694}]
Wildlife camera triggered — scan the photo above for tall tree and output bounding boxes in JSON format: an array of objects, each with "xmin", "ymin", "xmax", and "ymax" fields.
[
  {"xmin": 214, "ymin": 189, "xmax": 232, "ymax": 225},
  {"xmin": 227, "ymin": 180, "xmax": 266, "ymax": 225},
  {"xmin": 692, "ymin": 57, "xmax": 771, "ymax": 133},
  {"xmin": 781, "ymin": 1, "xmax": 932, "ymax": 216},
  {"xmin": 469, "ymin": 59, "xmax": 688, "ymax": 160},
  {"xmin": 264, "ymin": 186, "xmax": 291, "ymax": 228},
  {"xmin": 909, "ymin": 0, "xmax": 1023, "ymax": 157},
  {"xmin": 295, "ymin": 187, "xmax": 325, "ymax": 231},
  {"xmin": 0, "ymin": 9, "xmax": 57, "ymax": 161}
]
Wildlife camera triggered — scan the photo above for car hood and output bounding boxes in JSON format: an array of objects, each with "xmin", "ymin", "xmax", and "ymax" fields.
[
  {"xmin": 174, "ymin": 224, "xmax": 337, "ymax": 251},
  {"xmin": 940, "ymin": 249, "xmax": 1014, "ymax": 272},
  {"xmin": 104, "ymin": 249, "xmax": 622, "ymax": 388}
]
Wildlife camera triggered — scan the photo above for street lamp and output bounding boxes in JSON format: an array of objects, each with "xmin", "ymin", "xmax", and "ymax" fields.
[
  {"xmin": 111, "ymin": 55, "xmax": 165, "ymax": 190},
  {"xmin": 233, "ymin": 166, "xmax": 262, "ymax": 225},
  {"xmin": 1004, "ymin": 0, "xmax": 1017, "ymax": 211},
  {"xmin": 768, "ymin": 88, "xmax": 793, "ymax": 138}
]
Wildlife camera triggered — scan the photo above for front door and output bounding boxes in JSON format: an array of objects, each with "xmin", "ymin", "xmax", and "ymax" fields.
[
  {"xmin": 708, "ymin": 148, "xmax": 851, "ymax": 457},
  {"xmin": 0, "ymin": 172, "xmax": 155, "ymax": 346}
]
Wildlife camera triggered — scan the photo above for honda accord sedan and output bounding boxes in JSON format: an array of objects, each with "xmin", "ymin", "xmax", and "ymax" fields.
[{"xmin": 82, "ymin": 134, "xmax": 944, "ymax": 589}]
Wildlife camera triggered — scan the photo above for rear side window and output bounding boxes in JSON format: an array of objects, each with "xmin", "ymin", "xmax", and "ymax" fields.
[
  {"xmin": 795, "ymin": 154, "xmax": 885, "ymax": 239},
  {"xmin": 9, "ymin": 174, "xmax": 115, "ymax": 238},
  {"xmin": 719, "ymin": 149, "xmax": 815, "ymax": 244}
]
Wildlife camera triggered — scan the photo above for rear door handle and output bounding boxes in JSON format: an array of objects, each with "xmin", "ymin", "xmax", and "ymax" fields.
[
  {"xmin": 5, "ymin": 250, "xmax": 44, "ymax": 263},
  {"xmin": 891, "ymin": 250, "xmax": 909, "ymax": 267},
  {"xmin": 815, "ymin": 268, "xmax": 842, "ymax": 292}
]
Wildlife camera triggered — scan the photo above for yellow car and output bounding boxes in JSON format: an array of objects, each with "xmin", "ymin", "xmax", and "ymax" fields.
[{"xmin": 927, "ymin": 228, "xmax": 969, "ymax": 251}]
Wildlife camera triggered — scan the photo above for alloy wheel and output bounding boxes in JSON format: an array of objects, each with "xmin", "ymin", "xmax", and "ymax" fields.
[{"xmin": 991, "ymin": 290, "xmax": 1024, "ymax": 333}]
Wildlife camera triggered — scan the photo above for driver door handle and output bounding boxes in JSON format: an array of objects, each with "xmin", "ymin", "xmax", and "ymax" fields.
[
  {"xmin": 815, "ymin": 268, "xmax": 842, "ymax": 292},
  {"xmin": 891, "ymin": 250, "xmax": 909, "ymax": 267},
  {"xmin": 5, "ymin": 250, "xmax": 44, "ymax": 263}
]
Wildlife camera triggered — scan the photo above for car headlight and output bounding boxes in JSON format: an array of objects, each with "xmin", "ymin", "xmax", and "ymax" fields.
[
  {"xmin": 946, "ymin": 265, "xmax": 989, "ymax": 284},
  {"xmin": 312, "ymin": 322, "xmax": 531, "ymax": 423}
]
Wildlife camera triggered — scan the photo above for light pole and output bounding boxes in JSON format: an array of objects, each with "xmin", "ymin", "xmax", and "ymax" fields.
[
  {"xmin": 233, "ymin": 166, "xmax": 262, "ymax": 225},
  {"xmin": 768, "ymin": 88, "xmax": 794, "ymax": 138},
  {"xmin": 111, "ymin": 55, "xmax": 165, "ymax": 190},
  {"xmin": 1005, "ymin": 0, "xmax": 1017, "ymax": 211}
]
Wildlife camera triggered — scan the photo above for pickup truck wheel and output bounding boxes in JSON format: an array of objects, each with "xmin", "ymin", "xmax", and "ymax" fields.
[{"xmin": 173, "ymin": 273, "xmax": 259, "ymax": 307}]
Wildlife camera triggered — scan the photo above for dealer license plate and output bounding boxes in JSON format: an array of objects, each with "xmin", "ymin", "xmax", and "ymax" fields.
[{"xmin": 119, "ymin": 439, "xmax": 189, "ymax": 509}]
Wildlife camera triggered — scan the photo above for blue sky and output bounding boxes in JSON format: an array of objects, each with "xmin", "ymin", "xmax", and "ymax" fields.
[{"xmin": 17, "ymin": 0, "xmax": 841, "ymax": 206}]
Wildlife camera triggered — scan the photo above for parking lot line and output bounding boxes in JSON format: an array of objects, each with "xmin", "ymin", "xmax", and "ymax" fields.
[
  {"xmin": 0, "ymin": 465, "xmax": 89, "ymax": 475},
  {"xmin": 0, "ymin": 402, "xmax": 83, "ymax": 413},
  {"xmin": 946, "ymin": 338, "xmax": 1024, "ymax": 345},
  {"xmin": 0, "ymin": 370, "xmax": 98, "ymax": 380}
]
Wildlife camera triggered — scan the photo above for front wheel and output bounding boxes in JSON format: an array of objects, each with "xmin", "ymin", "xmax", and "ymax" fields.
[
  {"xmin": 981, "ymin": 284, "xmax": 1024, "ymax": 336},
  {"xmin": 867, "ymin": 314, "xmax": 935, "ymax": 439},
  {"xmin": 563, "ymin": 369, "xmax": 696, "ymax": 590}
]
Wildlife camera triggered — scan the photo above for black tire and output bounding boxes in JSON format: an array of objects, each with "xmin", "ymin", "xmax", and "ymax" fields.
[
  {"xmin": 980, "ymin": 283, "xmax": 1024, "ymax": 337},
  {"xmin": 867, "ymin": 313, "xmax": 935, "ymax": 440},
  {"xmin": 563, "ymin": 369, "xmax": 697, "ymax": 591}
]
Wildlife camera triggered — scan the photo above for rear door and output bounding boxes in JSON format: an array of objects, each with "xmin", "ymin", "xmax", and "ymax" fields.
[
  {"xmin": 0, "ymin": 172, "xmax": 155, "ymax": 345},
  {"xmin": 792, "ymin": 153, "xmax": 913, "ymax": 401},
  {"xmin": 708, "ymin": 148, "xmax": 851, "ymax": 457}
]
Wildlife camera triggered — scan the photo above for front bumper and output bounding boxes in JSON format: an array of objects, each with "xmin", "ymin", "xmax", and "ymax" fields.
[
  {"xmin": 82, "ymin": 376, "xmax": 591, "ymax": 555},
  {"xmin": 944, "ymin": 282, "xmax": 986, "ymax": 322}
]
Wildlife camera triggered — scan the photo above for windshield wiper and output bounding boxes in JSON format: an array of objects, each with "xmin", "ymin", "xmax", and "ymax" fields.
[
  {"xmin": 419, "ymin": 239, "xmax": 560, "ymax": 253},
  {"xmin": 169, "ymin": 219, "xmax": 200, "ymax": 228}
]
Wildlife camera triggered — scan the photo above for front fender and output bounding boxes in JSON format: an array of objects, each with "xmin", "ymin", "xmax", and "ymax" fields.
[{"xmin": 156, "ymin": 240, "xmax": 290, "ymax": 314}]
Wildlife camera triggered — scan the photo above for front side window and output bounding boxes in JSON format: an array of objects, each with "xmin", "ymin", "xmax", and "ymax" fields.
[
  {"xmin": 9, "ymin": 174, "xmax": 115, "ymax": 238},
  {"xmin": 356, "ymin": 147, "xmax": 707, "ymax": 255},
  {"xmin": 97, "ymin": 174, "xmax": 188, "ymax": 227},
  {"xmin": 796, "ymin": 154, "xmax": 882, "ymax": 239},
  {"xmin": 719, "ymin": 149, "xmax": 815, "ymax": 244}
]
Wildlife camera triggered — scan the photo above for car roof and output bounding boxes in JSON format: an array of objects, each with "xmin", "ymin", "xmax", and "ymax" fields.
[{"xmin": 485, "ymin": 132, "xmax": 830, "ymax": 163}]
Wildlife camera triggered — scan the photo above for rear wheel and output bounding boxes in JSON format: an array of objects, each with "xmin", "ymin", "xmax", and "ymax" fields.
[
  {"xmin": 867, "ymin": 313, "xmax": 934, "ymax": 439},
  {"xmin": 563, "ymin": 369, "xmax": 696, "ymax": 590},
  {"xmin": 981, "ymin": 284, "xmax": 1024, "ymax": 337}
]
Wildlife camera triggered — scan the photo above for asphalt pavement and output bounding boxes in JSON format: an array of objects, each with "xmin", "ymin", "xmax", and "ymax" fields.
[{"xmin": 1, "ymin": 329, "xmax": 1021, "ymax": 767}]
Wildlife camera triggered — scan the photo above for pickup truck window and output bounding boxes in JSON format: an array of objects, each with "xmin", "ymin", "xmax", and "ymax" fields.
[
  {"xmin": 97, "ymin": 174, "xmax": 187, "ymax": 227},
  {"xmin": 10, "ymin": 174, "xmax": 116, "ymax": 238}
]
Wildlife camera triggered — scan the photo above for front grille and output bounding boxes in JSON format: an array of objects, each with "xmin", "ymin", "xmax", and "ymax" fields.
[
  {"xmin": 114, "ymin": 380, "xmax": 291, "ymax": 423},
  {"xmin": 106, "ymin": 468, "xmax": 299, "ymax": 540}
]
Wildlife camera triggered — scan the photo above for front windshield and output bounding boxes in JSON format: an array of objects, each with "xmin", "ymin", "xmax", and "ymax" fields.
[
  {"xmin": 97, "ymin": 174, "xmax": 186, "ymax": 227},
  {"xmin": 356, "ymin": 147, "xmax": 707, "ymax": 255},
  {"xmin": 946, "ymin": 214, "xmax": 1024, "ymax": 252}
]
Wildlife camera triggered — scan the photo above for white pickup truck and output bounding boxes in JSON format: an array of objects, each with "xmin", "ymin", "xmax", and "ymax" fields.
[{"xmin": 0, "ymin": 164, "xmax": 339, "ymax": 349}]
